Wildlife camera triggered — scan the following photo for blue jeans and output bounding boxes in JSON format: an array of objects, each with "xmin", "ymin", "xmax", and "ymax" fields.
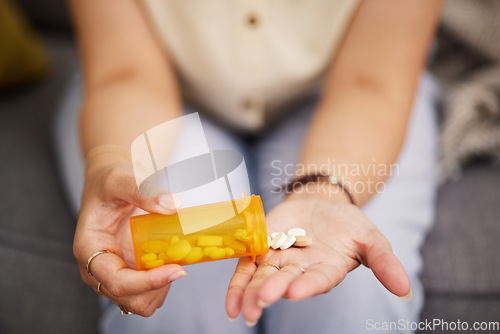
[{"xmin": 53, "ymin": 72, "xmax": 439, "ymax": 334}]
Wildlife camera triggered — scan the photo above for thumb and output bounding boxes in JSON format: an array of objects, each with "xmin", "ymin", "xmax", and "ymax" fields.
[
  {"xmin": 361, "ymin": 231, "xmax": 412, "ymax": 300},
  {"xmin": 107, "ymin": 168, "xmax": 182, "ymax": 214},
  {"xmin": 137, "ymin": 178, "xmax": 182, "ymax": 214}
]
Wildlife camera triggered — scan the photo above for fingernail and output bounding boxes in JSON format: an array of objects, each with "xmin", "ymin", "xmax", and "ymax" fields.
[
  {"xmin": 168, "ymin": 270, "xmax": 187, "ymax": 283},
  {"xmin": 159, "ymin": 194, "xmax": 182, "ymax": 211},
  {"xmin": 257, "ymin": 299, "xmax": 270, "ymax": 308},
  {"xmin": 228, "ymin": 316, "xmax": 237, "ymax": 322},
  {"xmin": 245, "ymin": 320, "xmax": 257, "ymax": 327},
  {"xmin": 400, "ymin": 287, "xmax": 412, "ymax": 301}
]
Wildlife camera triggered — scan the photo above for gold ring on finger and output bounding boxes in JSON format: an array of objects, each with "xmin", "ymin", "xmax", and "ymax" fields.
[
  {"xmin": 96, "ymin": 282, "xmax": 105, "ymax": 296},
  {"xmin": 257, "ymin": 262, "xmax": 280, "ymax": 271},
  {"xmin": 286, "ymin": 264, "xmax": 305, "ymax": 273},
  {"xmin": 86, "ymin": 250, "xmax": 112, "ymax": 276},
  {"xmin": 119, "ymin": 304, "xmax": 133, "ymax": 315}
]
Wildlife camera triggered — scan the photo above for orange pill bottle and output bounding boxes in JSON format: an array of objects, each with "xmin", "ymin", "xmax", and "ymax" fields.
[{"xmin": 130, "ymin": 195, "xmax": 268, "ymax": 270}]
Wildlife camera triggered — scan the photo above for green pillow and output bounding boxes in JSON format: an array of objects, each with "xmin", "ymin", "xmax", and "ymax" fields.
[{"xmin": 0, "ymin": 0, "xmax": 50, "ymax": 91}]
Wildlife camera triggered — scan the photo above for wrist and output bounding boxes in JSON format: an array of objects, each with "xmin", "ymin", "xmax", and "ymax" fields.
[
  {"xmin": 286, "ymin": 182, "xmax": 353, "ymax": 204},
  {"xmin": 281, "ymin": 173, "xmax": 355, "ymax": 205},
  {"xmin": 84, "ymin": 145, "xmax": 132, "ymax": 177},
  {"xmin": 85, "ymin": 144, "xmax": 131, "ymax": 166}
]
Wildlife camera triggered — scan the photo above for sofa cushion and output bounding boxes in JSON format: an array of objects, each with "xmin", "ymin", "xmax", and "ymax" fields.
[
  {"xmin": 421, "ymin": 163, "xmax": 500, "ymax": 294},
  {"xmin": 0, "ymin": 0, "xmax": 50, "ymax": 91},
  {"xmin": 0, "ymin": 34, "xmax": 100, "ymax": 334},
  {"xmin": 419, "ymin": 292, "xmax": 500, "ymax": 334},
  {"xmin": 15, "ymin": 0, "xmax": 71, "ymax": 31}
]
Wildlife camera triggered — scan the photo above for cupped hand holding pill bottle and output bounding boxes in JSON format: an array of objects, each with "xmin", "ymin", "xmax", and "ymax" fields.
[{"xmin": 73, "ymin": 152, "xmax": 188, "ymax": 318}]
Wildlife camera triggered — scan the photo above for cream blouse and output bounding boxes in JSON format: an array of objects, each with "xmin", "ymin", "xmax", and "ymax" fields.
[{"xmin": 141, "ymin": 0, "xmax": 360, "ymax": 132}]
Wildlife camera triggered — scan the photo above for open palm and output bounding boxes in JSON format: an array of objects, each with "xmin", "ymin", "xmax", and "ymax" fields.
[{"xmin": 226, "ymin": 197, "xmax": 411, "ymax": 324}]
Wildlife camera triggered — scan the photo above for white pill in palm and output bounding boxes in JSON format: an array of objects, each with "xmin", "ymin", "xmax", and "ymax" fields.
[
  {"xmin": 270, "ymin": 232, "xmax": 280, "ymax": 238},
  {"xmin": 270, "ymin": 232, "xmax": 287, "ymax": 249},
  {"xmin": 287, "ymin": 227, "xmax": 306, "ymax": 237},
  {"xmin": 279, "ymin": 235, "xmax": 297, "ymax": 250},
  {"xmin": 267, "ymin": 235, "xmax": 271, "ymax": 247},
  {"xmin": 293, "ymin": 235, "xmax": 313, "ymax": 247}
]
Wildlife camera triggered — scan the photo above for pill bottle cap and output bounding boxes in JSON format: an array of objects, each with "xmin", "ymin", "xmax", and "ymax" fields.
[{"xmin": 245, "ymin": 195, "xmax": 268, "ymax": 261}]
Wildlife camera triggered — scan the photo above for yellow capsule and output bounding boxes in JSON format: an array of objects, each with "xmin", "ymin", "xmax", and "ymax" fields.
[
  {"xmin": 170, "ymin": 236, "xmax": 180, "ymax": 244},
  {"xmin": 141, "ymin": 240, "xmax": 169, "ymax": 254},
  {"xmin": 234, "ymin": 229, "xmax": 251, "ymax": 243},
  {"xmin": 224, "ymin": 248, "xmax": 235, "ymax": 257},
  {"xmin": 183, "ymin": 247, "xmax": 204, "ymax": 264},
  {"xmin": 158, "ymin": 252, "xmax": 168, "ymax": 260},
  {"xmin": 203, "ymin": 246, "xmax": 218, "ymax": 257},
  {"xmin": 223, "ymin": 236, "xmax": 247, "ymax": 254},
  {"xmin": 144, "ymin": 259, "xmax": 165, "ymax": 269},
  {"xmin": 209, "ymin": 248, "xmax": 226, "ymax": 260},
  {"xmin": 197, "ymin": 235, "xmax": 223, "ymax": 247},
  {"xmin": 167, "ymin": 240, "xmax": 191, "ymax": 261},
  {"xmin": 183, "ymin": 235, "xmax": 198, "ymax": 246},
  {"xmin": 141, "ymin": 253, "xmax": 157, "ymax": 263}
]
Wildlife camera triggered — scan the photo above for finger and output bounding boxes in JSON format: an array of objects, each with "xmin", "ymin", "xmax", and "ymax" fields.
[
  {"xmin": 156, "ymin": 285, "xmax": 170, "ymax": 309},
  {"xmin": 99, "ymin": 283, "xmax": 170, "ymax": 317},
  {"xmin": 90, "ymin": 264, "xmax": 173, "ymax": 317},
  {"xmin": 368, "ymin": 250, "xmax": 411, "ymax": 298},
  {"xmin": 139, "ymin": 285, "xmax": 170, "ymax": 317},
  {"xmin": 241, "ymin": 261, "xmax": 281, "ymax": 325},
  {"xmin": 362, "ymin": 232, "xmax": 411, "ymax": 298},
  {"xmin": 287, "ymin": 263, "xmax": 344, "ymax": 301},
  {"xmin": 226, "ymin": 257, "xmax": 256, "ymax": 320},
  {"xmin": 257, "ymin": 264, "xmax": 306, "ymax": 307},
  {"xmin": 91, "ymin": 279, "xmax": 106, "ymax": 296},
  {"xmin": 103, "ymin": 167, "xmax": 181, "ymax": 214},
  {"xmin": 89, "ymin": 251, "xmax": 187, "ymax": 297}
]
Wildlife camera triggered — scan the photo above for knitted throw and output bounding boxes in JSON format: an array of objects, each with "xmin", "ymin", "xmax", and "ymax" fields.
[{"xmin": 430, "ymin": 0, "xmax": 500, "ymax": 182}]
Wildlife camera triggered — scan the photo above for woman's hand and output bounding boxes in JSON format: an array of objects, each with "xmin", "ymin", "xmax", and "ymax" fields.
[
  {"xmin": 73, "ymin": 153, "xmax": 186, "ymax": 317},
  {"xmin": 225, "ymin": 196, "xmax": 411, "ymax": 325}
]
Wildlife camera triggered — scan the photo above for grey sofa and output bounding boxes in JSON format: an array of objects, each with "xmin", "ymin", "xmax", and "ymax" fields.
[
  {"xmin": 419, "ymin": 163, "xmax": 500, "ymax": 333},
  {"xmin": 0, "ymin": 1, "xmax": 498, "ymax": 333},
  {"xmin": 0, "ymin": 1, "xmax": 100, "ymax": 333}
]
